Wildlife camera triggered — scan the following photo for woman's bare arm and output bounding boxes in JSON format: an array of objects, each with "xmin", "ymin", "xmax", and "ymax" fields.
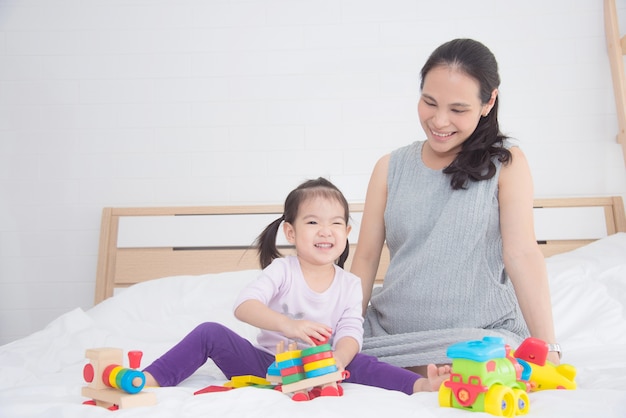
[
  {"xmin": 499, "ymin": 147, "xmax": 559, "ymax": 364},
  {"xmin": 350, "ymin": 155, "xmax": 390, "ymax": 315}
]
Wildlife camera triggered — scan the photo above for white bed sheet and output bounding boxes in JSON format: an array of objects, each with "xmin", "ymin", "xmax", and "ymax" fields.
[{"xmin": 1, "ymin": 233, "xmax": 625, "ymax": 418}]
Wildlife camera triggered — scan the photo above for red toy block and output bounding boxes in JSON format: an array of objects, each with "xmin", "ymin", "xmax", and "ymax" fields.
[{"xmin": 194, "ymin": 385, "xmax": 235, "ymax": 395}]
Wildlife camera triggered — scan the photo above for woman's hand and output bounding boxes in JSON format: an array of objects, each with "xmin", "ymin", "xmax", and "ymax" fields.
[{"xmin": 546, "ymin": 351, "xmax": 560, "ymax": 365}]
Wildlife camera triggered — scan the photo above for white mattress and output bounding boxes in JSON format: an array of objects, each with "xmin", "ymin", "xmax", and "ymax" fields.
[{"xmin": 1, "ymin": 233, "xmax": 626, "ymax": 418}]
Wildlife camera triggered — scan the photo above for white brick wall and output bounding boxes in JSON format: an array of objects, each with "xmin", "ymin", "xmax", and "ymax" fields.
[{"xmin": 1, "ymin": 0, "xmax": 625, "ymax": 345}]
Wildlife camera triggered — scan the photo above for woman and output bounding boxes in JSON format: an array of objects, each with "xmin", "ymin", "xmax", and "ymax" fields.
[{"xmin": 350, "ymin": 39, "xmax": 560, "ymax": 375}]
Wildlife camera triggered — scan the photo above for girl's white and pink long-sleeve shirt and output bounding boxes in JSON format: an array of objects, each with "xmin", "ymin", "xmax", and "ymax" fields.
[{"xmin": 233, "ymin": 255, "xmax": 364, "ymax": 354}]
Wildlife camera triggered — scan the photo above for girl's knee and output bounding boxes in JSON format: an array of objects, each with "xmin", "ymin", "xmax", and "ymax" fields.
[
  {"xmin": 195, "ymin": 321, "xmax": 223, "ymax": 331},
  {"xmin": 192, "ymin": 322, "xmax": 230, "ymax": 340}
]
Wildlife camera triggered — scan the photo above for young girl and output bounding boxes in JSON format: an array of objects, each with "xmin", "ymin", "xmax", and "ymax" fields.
[{"xmin": 142, "ymin": 177, "xmax": 448, "ymax": 398}]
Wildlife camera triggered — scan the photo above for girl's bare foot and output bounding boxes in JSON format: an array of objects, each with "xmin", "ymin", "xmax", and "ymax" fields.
[
  {"xmin": 426, "ymin": 363, "xmax": 451, "ymax": 391},
  {"xmin": 412, "ymin": 363, "xmax": 451, "ymax": 392},
  {"xmin": 143, "ymin": 371, "xmax": 160, "ymax": 388}
]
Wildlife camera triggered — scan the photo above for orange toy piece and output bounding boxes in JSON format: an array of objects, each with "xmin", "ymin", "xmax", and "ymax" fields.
[{"xmin": 81, "ymin": 348, "xmax": 156, "ymax": 410}]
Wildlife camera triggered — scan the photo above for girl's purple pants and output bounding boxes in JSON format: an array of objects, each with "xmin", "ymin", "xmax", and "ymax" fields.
[{"xmin": 144, "ymin": 322, "xmax": 421, "ymax": 395}]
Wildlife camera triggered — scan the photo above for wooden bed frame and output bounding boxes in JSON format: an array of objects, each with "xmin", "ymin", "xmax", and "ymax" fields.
[{"xmin": 94, "ymin": 196, "xmax": 626, "ymax": 304}]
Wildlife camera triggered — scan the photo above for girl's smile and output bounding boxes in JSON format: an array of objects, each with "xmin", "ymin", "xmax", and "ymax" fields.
[{"xmin": 283, "ymin": 197, "xmax": 351, "ymax": 269}]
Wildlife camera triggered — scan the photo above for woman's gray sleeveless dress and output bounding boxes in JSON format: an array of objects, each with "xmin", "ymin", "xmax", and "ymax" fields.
[{"xmin": 362, "ymin": 141, "xmax": 529, "ymax": 367}]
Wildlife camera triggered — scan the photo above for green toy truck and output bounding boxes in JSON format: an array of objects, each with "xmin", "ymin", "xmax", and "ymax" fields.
[{"xmin": 438, "ymin": 336, "xmax": 530, "ymax": 417}]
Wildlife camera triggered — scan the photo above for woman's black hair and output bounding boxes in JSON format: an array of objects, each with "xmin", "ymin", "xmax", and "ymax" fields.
[
  {"xmin": 420, "ymin": 38, "xmax": 512, "ymax": 189},
  {"xmin": 255, "ymin": 177, "xmax": 350, "ymax": 269}
]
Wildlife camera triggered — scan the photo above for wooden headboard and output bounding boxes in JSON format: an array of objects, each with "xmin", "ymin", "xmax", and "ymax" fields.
[{"xmin": 94, "ymin": 196, "xmax": 626, "ymax": 304}]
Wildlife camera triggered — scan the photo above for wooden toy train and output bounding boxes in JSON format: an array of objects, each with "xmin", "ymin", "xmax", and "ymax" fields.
[{"xmin": 81, "ymin": 348, "xmax": 156, "ymax": 410}]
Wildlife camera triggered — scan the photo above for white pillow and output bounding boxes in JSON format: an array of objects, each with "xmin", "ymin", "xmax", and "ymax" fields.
[
  {"xmin": 546, "ymin": 233, "xmax": 626, "ymax": 347},
  {"xmin": 87, "ymin": 270, "xmax": 261, "ymax": 345}
]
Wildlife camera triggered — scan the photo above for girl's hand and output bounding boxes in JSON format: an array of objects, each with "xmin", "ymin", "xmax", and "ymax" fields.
[
  {"xmin": 281, "ymin": 319, "xmax": 331, "ymax": 346},
  {"xmin": 332, "ymin": 336, "xmax": 359, "ymax": 374},
  {"xmin": 333, "ymin": 357, "xmax": 346, "ymax": 372}
]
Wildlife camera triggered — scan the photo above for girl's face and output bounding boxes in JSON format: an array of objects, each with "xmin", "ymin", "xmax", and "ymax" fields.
[
  {"xmin": 283, "ymin": 196, "xmax": 351, "ymax": 268},
  {"xmin": 418, "ymin": 65, "xmax": 496, "ymax": 161}
]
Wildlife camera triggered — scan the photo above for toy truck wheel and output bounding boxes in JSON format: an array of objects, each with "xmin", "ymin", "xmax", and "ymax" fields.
[
  {"xmin": 438, "ymin": 384, "xmax": 453, "ymax": 407},
  {"xmin": 484, "ymin": 384, "xmax": 515, "ymax": 417},
  {"xmin": 513, "ymin": 388, "xmax": 530, "ymax": 415}
]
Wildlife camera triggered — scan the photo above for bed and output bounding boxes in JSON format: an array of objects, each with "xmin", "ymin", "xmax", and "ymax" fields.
[{"xmin": 1, "ymin": 196, "xmax": 625, "ymax": 418}]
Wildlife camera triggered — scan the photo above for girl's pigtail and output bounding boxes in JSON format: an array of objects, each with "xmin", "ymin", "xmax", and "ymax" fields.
[
  {"xmin": 336, "ymin": 238, "xmax": 349, "ymax": 269},
  {"xmin": 255, "ymin": 216, "xmax": 284, "ymax": 269}
]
